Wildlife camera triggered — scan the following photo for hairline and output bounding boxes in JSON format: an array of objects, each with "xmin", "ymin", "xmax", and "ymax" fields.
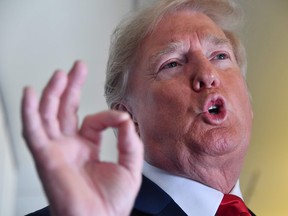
[{"xmin": 105, "ymin": 0, "xmax": 247, "ymax": 108}]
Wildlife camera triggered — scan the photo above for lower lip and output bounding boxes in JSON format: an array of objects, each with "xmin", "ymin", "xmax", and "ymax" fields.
[{"xmin": 202, "ymin": 108, "xmax": 227, "ymax": 125}]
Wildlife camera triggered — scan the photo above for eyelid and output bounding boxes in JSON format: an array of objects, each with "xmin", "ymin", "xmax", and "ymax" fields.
[
  {"xmin": 159, "ymin": 59, "xmax": 183, "ymax": 71},
  {"xmin": 210, "ymin": 51, "xmax": 231, "ymax": 60}
]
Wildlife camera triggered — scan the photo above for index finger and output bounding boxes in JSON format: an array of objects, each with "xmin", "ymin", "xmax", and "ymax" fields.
[
  {"xmin": 79, "ymin": 110, "xmax": 131, "ymax": 143},
  {"xmin": 21, "ymin": 87, "xmax": 49, "ymax": 154}
]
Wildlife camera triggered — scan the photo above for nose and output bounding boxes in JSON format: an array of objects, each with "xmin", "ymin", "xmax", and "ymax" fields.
[{"xmin": 191, "ymin": 58, "xmax": 220, "ymax": 92}]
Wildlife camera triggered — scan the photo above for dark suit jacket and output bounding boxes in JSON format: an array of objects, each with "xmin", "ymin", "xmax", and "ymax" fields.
[{"xmin": 26, "ymin": 176, "xmax": 255, "ymax": 216}]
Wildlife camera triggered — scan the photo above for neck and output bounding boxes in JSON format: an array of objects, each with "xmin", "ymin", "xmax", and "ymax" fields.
[{"xmin": 146, "ymin": 151, "xmax": 244, "ymax": 194}]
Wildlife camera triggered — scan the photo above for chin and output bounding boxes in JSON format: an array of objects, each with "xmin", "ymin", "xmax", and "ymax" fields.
[{"xmin": 187, "ymin": 127, "xmax": 246, "ymax": 157}]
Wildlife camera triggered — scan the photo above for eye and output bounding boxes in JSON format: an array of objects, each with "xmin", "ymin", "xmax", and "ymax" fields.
[
  {"xmin": 213, "ymin": 53, "xmax": 229, "ymax": 60},
  {"xmin": 161, "ymin": 61, "xmax": 180, "ymax": 70}
]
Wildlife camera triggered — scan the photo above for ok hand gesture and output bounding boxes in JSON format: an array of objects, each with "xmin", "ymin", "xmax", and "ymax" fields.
[{"xmin": 21, "ymin": 61, "xmax": 143, "ymax": 216}]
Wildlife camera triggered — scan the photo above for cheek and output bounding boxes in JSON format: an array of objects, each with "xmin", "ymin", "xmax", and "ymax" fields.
[
  {"xmin": 228, "ymin": 78, "xmax": 253, "ymax": 123},
  {"xmin": 136, "ymin": 84, "xmax": 190, "ymax": 136},
  {"xmin": 145, "ymin": 84, "xmax": 190, "ymax": 117}
]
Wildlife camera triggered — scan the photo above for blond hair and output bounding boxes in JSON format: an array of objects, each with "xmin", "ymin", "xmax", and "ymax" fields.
[{"xmin": 105, "ymin": 0, "xmax": 246, "ymax": 108}]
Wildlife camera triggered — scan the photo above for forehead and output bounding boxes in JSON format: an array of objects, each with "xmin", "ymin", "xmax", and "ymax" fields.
[{"xmin": 140, "ymin": 10, "xmax": 227, "ymax": 53}]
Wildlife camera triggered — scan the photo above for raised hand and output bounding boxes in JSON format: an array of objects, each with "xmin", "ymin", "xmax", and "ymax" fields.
[{"xmin": 21, "ymin": 61, "xmax": 143, "ymax": 216}]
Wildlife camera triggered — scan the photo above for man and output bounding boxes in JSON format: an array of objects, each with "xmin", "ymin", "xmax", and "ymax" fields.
[{"xmin": 22, "ymin": 0, "xmax": 255, "ymax": 215}]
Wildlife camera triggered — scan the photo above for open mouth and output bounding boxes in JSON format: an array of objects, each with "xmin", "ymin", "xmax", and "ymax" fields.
[
  {"xmin": 203, "ymin": 95, "xmax": 227, "ymax": 124},
  {"xmin": 208, "ymin": 105, "xmax": 221, "ymax": 115}
]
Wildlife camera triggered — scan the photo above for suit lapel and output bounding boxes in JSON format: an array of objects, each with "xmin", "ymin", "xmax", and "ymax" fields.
[
  {"xmin": 132, "ymin": 176, "xmax": 256, "ymax": 216},
  {"xmin": 249, "ymin": 209, "xmax": 256, "ymax": 216},
  {"xmin": 131, "ymin": 175, "xmax": 187, "ymax": 216}
]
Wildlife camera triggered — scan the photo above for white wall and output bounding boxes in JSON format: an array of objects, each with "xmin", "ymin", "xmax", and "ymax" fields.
[
  {"xmin": 0, "ymin": 93, "xmax": 16, "ymax": 216},
  {"xmin": 0, "ymin": 1, "xmax": 133, "ymax": 215}
]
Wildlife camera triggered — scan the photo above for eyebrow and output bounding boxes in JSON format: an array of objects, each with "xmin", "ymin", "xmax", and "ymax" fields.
[
  {"xmin": 148, "ymin": 34, "xmax": 232, "ymax": 70},
  {"xmin": 150, "ymin": 41, "xmax": 184, "ymax": 61},
  {"xmin": 204, "ymin": 34, "xmax": 231, "ymax": 48},
  {"xmin": 148, "ymin": 41, "xmax": 185, "ymax": 71}
]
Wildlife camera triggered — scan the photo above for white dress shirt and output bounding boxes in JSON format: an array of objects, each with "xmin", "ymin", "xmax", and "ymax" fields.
[{"xmin": 142, "ymin": 161, "xmax": 243, "ymax": 216}]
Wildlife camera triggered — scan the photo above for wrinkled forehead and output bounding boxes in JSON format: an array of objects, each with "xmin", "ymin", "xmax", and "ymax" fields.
[
  {"xmin": 148, "ymin": 7, "xmax": 226, "ymax": 36},
  {"xmin": 137, "ymin": 10, "xmax": 229, "ymax": 58}
]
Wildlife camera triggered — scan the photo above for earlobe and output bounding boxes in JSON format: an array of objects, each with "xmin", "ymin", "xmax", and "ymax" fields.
[
  {"xmin": 112, "ymin": 103, "xmax": 140, "ymax": 136},
  {"xmin": 112, "ymin": 103, "xmax": 132, "ymax": 117}
]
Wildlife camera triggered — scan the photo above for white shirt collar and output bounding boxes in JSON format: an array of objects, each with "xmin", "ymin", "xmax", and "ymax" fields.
[{"xmin": 142, "ymin": 161, "xmax": 243, "ymax": 216}]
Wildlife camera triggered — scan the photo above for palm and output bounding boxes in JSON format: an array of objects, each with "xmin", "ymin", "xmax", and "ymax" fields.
[{"xmin": 21, "ymin": 61, "xmax": 143, "ymax": 216}]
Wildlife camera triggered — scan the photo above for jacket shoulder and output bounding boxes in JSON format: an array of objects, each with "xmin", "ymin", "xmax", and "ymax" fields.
[
  {"xmin": 131, "ymin": 176, "xmax": 187, "ymax": 216},
  {"xmin": 25, "ymin": 206, "xmax": 50, "ymax": 216}
]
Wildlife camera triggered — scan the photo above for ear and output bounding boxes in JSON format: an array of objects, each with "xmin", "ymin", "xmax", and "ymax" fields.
[{"xmin": 112, "ymin": 103, "xmax": 140, "ymax": 136}]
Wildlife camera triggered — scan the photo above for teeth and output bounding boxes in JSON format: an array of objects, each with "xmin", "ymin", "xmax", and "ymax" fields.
[
  {"xmin": 208, "ymin": 105, "xmax": 219, "ymax": 114},
  {"xmin": 209, "ymin": 105, "xmax": 217, "ymax": 110}
]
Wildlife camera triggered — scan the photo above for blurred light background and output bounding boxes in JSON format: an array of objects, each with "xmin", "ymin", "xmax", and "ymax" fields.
[{"xmin": 0, "ymin": 0, "xmax": 287, "ymax": 215}]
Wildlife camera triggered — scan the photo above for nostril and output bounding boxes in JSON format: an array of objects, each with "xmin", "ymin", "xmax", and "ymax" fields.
[
  {"xmin": 210, "ymin": 80, "xmax": 215, "ymax": 88},
  {"xmin": 211, "ymin": 79, "xmax": 220, "ymax": 87},
  {"xmin": 192, "ymin": 74, "xmax": 219, "ymax": 91},
  {"xmin": 192, "ymin": 80, "xmax": 203, "ymax": 91},
  {"xmin": 199, "ymin": 81, "xmax": 205, "ymax": 88}
]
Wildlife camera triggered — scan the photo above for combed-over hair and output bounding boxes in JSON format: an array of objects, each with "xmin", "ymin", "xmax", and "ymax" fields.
[{"xmin": 105, "ymin": 0, "xmax": 246, "ymax": 108}]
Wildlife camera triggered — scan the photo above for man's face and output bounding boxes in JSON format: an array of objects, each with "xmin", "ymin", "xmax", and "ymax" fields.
[{"xmin": 125, "ymin": 11, "xmax": 253, "ymax": 176}]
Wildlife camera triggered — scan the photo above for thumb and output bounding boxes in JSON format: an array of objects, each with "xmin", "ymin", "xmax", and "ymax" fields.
[{"xmin": 117, "ymin": 119, "xmax": 144, "ymax": 180}]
